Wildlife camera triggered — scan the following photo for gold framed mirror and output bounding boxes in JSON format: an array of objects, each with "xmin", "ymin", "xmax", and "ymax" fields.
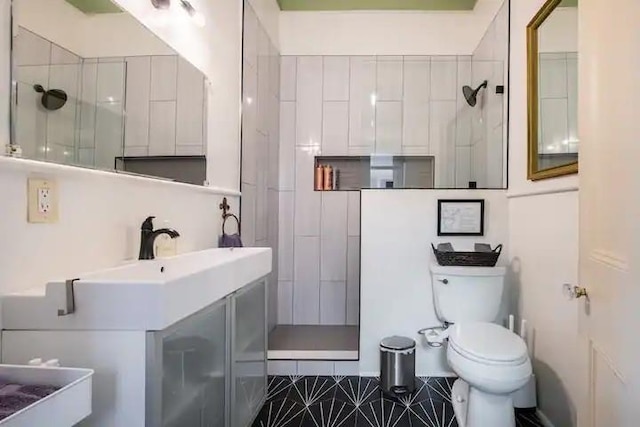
[{"xmin": 527, "ymin": 0, "xmax": 579, "ymax": 180}]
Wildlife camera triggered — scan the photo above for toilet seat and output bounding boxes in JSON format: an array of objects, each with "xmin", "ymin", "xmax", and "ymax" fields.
[{"xmin": 448, "ymin": 322, "xmax": 528, "ymax": 366}]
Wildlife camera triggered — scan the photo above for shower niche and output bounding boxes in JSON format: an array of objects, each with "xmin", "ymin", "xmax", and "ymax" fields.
[{"xmin": 314, "ymin": 155, "xmax": 435, "ymax": 191}]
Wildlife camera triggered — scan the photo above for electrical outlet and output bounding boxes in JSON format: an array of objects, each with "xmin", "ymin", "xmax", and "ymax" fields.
[{"xmin": 28, "ymin": 178, "xmax": 59, "ymax": 223}]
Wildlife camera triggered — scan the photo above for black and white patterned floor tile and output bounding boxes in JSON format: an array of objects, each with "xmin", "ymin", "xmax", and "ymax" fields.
[{"xmin": 253, "ymin": 376, "xmax": 545, "ymax": 427}]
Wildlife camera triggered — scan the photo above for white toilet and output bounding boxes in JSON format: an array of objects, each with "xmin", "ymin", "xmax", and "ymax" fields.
[{"xmin": 425, "ymin": 264, "xmax": 532, "ymax": 427}]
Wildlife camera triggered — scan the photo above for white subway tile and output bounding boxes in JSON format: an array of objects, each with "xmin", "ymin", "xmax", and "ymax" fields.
[
  {"xmin": 176, "ymin": 58, "xmax": 205, "ymax": 146},
  {"xmin": 540, "ymin": 98, "xmax": 569, "ymax": 152},
  {"xmin": 124, "ymin": 57, "xmax": 151, "ymax": 148},
  {"xmin": 296, "ymin": 56, "xmax": 323, "ymax": 147},
  {"xmin": 322, "ymin": 101, "xmax": 349, "ymax": 155},
  {"xmin": 243, "ymin": 4, "xmax": 258, "ymax": 68},
  {"xmin": 293, "ymin": 236, "xmax": 320, "ymax": 324},
  {"xmin": 375, "ymin": 101, "xmax": 402, "ymax": 154},
  {"xmin": 94, "ymin": 102, "xmax": 124, "ymax": 170},
  {"xmin": 14, "ymin": 29, "xmax": 50, "ymax": 66},
  {"xmin": 334, "ymin": 361, "xmax": 359, "ymax": 376},
  {"xmin": 96, "ymin": 62, "xmax": 125, "ymax": 103},
  {"xmin": 78, "ymin": 148, "xmax": 95, "ymax": 166},
  {"xmin": 376, "ymin": 56, "xmax": 403, "ymax": 101},
  {"xmin": 268, "ymin": 361, "xmax": 298, "ymax": 376},
  {"xmin": 429, "ymin": 100, "xmax": 456, "ymax": 187},
  {"xmin": 241, "ymin": 183, "xmax": 256, "ymax": 247},
  {"xmin": 539, "ymin": 58, "xmax": 568, "ymax": 99},
  {"xmin": 402, "ymin": 102, "xmax": 429, "ymax": 148},
  {"xmin": 175, "ymin": 145, "xmax": 204, "ymax": 156},
  {"xmin": 349, "ymin": 56, "xmax": 376, "ymax": 148},
  {"xmin": 294, "ymin": 147, "xmax": 321, "ymax": 236},
  {"xmin": 124, "ymin": 146, "xmax": 148, "ymax": 157},
  {"xmin": 278, "ymin": 191, "xmax": 295, "ymax": 281},
  {"xmin": 297, "ymin": 361, "xmax": 334, "ymax": 376},
  {"xmin": 79, "ymin": 63, "xmax": 97, "ymax": 149},
  {"xmin": 321, "ymin": 192, "xmax": 348, "ymax": 281},
  {"xmin": 255, "ymin": 132, "xmax": 268, "ymax": 241},
  {"xmin": 150, "ymin": 56, "xmax": 178, "ymax": 101},
  {"xmin": 242, "ymin": 62, "xmax": 258, "ymax": 185},
  {"xmin": 148, "ymin": 101, "xmax": 177, "ymax": 155},
  {"xmin": 279, "ymin": 102, "xmax": 296, "ymax": 191},
  {"xmin": 257, "ymin": 38, "xmax": 270, "ymax": 136},
  {"xmin": 347, "ymin": 192, "xmax": 360, "ymax": 236},
  {"xmin": 278, "ymin": 281, "xmax": 293, "ymax": 324},
  {"xmin": 323, "ymin": 56, "xmax": 350, "ymax": 101},
  {"xmin": 346, "ymin": 236, "xmax": 360, "ymax": 326},
  {"xmin": 280, "ymin": 56, "xmax": 297, "ymax": 101},
  {"xmin": 455, "ymin": 146, "xmax": 472, "ymax": 188},
  {"xmin": 51, "ymin": 45, "xmax": 80, "ymax": 65},
  {"xmin": 430, "ymin": 60, "xmax": 457, "ymax": 101},
  {"xmin": 320, "ymin": 281, "xmax": 347, "ymax": 325}
]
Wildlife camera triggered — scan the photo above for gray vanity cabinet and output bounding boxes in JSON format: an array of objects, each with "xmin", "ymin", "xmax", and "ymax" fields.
[
  {"xmin": 145, "ymin": 278, "xmax": 267, "ymax": 427},
  {"xmin": 231, "ymin": 280, "xmax": 268, "ymax": 427}
]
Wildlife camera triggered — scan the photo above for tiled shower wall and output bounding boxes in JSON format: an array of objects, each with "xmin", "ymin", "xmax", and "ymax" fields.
[
  {"xmin": 276, "ymin": 54, "xmax": 508, "ymax": 327},
  {"xmin": 240, "ymin": 2, "xmax": 281, "ymax": 330},
  {"xmin": 14, "ymin": 28, "xmax": 82, "ymax": 164},
  {"xmin": 470, "ymin": 0, "xmax": 509, "ymax": 188},
  {"xmin": 538, "ymin": 52, "xmax": 578, "ymax": 154},
  {"xmin": 14, "ymin": 27, "xmax": 206, "ymax": 170}
]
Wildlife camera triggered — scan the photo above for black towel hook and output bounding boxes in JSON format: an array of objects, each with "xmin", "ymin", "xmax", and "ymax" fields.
[{"xmin": 219, "ymin": 197, "xmax": 241, "ymax": 234}]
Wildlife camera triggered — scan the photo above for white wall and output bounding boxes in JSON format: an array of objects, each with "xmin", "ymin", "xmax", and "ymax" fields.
[
  {"xmin": 507, "ymin": 0, "xmax": 580, "ymax": 425},
  {"xmin": 360, "ymin": 189, "xmax": 509, "ymax": 376},
  {"xmin": 0, "ymin": 158, "xmax": 239, "ymax": 303},
  {"xmin": 279, "ymin": 0, "xmax": 506, "ymax": 56}
]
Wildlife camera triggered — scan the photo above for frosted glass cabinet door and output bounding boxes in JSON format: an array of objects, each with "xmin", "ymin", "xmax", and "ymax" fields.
[
  {"xmin": 232, "ymin": 279, "xmax": 267, "ymax": 427},
  {"xmin": 146, "ymin": 298, "xmax": 228, "ymax": 427}
]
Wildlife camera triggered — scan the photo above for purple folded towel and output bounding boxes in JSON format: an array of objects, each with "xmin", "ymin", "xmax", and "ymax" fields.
[{"xmin": 219, "ymin": 233, "xmax": 243, "ymax": 248}]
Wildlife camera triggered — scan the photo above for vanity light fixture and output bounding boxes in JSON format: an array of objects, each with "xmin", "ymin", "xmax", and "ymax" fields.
[
  {"xmin": 180, "ymin": 0, "xmax": 206, "ymax": 27},
  {"xmin": 151, "ymin": 0, "xmax": 171, "ymax": 9}
]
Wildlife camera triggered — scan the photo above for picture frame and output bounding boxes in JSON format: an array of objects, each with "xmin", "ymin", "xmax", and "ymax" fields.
[{"xmin": 437, "ymin": 199, "xmax": 485, "ymax": 236}]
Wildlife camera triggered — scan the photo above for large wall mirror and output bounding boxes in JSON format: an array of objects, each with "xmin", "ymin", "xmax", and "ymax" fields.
[
  {"xmin": 10, "ymin": 0, "xmax": 208, "ymax": 185},
  {"xmin": 527, "ymin": 0, "xmax": 578, "ymax": 180}
]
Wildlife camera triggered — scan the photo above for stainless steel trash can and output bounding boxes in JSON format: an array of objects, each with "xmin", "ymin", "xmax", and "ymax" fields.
[{"xmin": 380, "ymin": 336, "xmax": 416, "ymax": 395}]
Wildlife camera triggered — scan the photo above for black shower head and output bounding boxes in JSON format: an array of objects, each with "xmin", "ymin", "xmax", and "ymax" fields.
[
  {"xmin": 34, "ymin": 84, "xmax": 67, "ymax": 111},
  {"xmin": 462, "ymin": 80, "xmax": 488, "ymax": 107}
]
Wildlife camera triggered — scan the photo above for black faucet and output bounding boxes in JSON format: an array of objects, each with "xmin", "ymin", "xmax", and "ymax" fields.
[{"xmin": 139, "ymin": 216, "xmax": 180, "ymax": 260}]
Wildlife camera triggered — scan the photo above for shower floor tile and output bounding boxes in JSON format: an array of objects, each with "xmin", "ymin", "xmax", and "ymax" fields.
[{"xmin": 253, "ymin": 376, "xmax": 545, "ymax": 427}]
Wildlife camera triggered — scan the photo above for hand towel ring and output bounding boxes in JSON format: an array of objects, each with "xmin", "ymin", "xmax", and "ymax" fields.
[{"xmin": 222, "ymin": 213, "xmax": 241, "ymax": 235}]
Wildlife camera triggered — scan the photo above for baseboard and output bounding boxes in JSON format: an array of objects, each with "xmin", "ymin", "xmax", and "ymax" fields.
[{"xmin": 536, "ymin": 410, "xmax": 555, "ymax": 427}]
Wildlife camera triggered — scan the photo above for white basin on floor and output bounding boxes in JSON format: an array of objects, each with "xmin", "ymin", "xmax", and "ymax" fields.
[{"xmin": 2, "ymin": 248, "xmax": 272, "ymax": 331}]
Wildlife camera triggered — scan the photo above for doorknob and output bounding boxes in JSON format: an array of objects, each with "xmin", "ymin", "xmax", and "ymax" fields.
[{"xmin": 563, "ymin": 284, "xmax": 589, "ymax": 300}]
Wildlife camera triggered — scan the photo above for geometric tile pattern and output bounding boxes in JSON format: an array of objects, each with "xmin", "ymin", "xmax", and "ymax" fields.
[{"xmin": 253, "ymin": 376, "xmax": 545, "ymax": 427}]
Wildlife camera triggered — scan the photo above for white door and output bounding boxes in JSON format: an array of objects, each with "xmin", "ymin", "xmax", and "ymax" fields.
[{"xmin": 578, "ymin": 0, "xmax": 640, "ymax": 426}]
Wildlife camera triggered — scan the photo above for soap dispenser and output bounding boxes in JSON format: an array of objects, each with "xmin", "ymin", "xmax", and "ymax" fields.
[{"xmin": 155, "ymin": 220, "xmax": 178, "ymax": 258}]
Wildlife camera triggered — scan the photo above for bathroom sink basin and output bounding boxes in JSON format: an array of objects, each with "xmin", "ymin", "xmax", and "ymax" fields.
[{"xmin": 2, "ymin": 248, "xmax": 272, "ymax": 331}]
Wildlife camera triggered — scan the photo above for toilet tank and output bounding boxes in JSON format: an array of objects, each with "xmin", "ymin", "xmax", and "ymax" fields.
[{"xmin": 430, "ymin": 263, "xmax": 507, "ymax": 324}]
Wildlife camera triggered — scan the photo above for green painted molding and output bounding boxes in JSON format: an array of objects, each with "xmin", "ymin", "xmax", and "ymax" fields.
[
  {"xmin": 65, "ymin": 0, "xmax": 121, "ymax": 14},
  {"xmin": 277, "ymin": 0, "xmax": 478, "ymax": 11},
  {"xmin": 559, "ymin": 0, "xmax": 578, "ymax": 7}
]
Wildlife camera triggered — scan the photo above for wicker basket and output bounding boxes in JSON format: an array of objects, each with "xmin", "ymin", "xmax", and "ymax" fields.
[{"xmin": 431, "ymin": 244, "xmax": 502, "ymax": 267}]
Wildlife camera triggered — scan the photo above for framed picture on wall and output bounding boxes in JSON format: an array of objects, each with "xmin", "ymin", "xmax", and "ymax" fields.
[{"xmin": 437, "ymin": 199, "xmax": 485, "ymax": 236}]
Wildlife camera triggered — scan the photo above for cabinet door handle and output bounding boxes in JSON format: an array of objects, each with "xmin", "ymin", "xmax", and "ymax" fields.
[{"xmin": 437, "ymin": 279, "xmax": 449, "ymax": 285}]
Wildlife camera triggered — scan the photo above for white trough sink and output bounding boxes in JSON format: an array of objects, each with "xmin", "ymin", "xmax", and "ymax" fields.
[
  {"xmin": 0, "ymin": 364, "xmax": 93, "ymax": 427},
  {"xmin": 3, "ymin": 247, "xmax": 272, "ymax": 331}
]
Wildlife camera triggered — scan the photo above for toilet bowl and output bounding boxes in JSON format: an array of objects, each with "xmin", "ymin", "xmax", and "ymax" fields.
[{"xmin": 446, "ymin": 322, "xmax": 532, "ymax": 427}]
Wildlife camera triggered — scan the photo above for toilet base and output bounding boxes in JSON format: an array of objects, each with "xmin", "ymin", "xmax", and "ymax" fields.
[{"xmin": 451, "ymin": 379, "xmax": 516, "ymax": 427}]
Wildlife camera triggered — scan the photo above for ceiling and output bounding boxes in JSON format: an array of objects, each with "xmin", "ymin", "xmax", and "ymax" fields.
[
  {"xmin": 65, "ymin": 0, "xmax": 121, "ymax": 14},
  {"xmin": 277, "ymin": 0, "xmax": 479, "ymax": 11}
]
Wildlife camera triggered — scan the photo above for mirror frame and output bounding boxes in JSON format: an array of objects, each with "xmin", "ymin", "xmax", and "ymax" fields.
[{"xmin": 526, "ymin": 0, "xmax": 578, "ymax": 181}]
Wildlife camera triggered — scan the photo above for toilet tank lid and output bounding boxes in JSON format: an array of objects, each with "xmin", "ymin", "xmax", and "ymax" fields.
[{"xmin": 430, "ymin": 263, "xmax": 506, "ymax": 277}]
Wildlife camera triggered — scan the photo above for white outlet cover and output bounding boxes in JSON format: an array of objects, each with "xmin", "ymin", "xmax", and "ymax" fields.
[{"xmin": 28, "ymin": 178, "xmax": 59, "ymax": 223}]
